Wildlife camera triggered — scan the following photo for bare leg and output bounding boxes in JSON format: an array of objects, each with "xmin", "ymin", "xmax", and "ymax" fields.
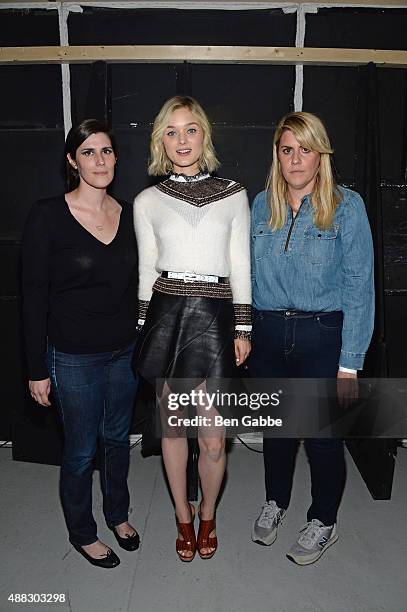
[
  {"xmin": 159, "ymin": 381, "xmax": 191, "ymax": 522},
  {"xmin": 197, "ymin": 422, "xmax": 226, "ymax": 556},
  {"xmin": 161, "ymin": 437, "xmax": 190, "ymax": 519},
  {"xmin": 190, "ymin": 380, "xmax": 226, "ymax": 556},
  {"xmin": 162, "ymin": 437, "xmax": 194, "ymax": 559},
  {"xmin": 159, "ymin": 381, "xmax": 195, "ymax": 558}
]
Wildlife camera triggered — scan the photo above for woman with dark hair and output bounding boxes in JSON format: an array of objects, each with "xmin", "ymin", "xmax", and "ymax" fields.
[
  {"xmin": 134, "ymin": 96, "xmax": 251, "ymax": 561},
  {"xmin": 250, "ymin": 111, "xmax": 374, "ymax": 565},
  {"xmin": 22, "ymin": 119, "xmax": 140, "ymax": 568}
]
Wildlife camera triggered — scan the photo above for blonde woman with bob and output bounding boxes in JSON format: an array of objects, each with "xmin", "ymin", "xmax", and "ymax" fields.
[
  {"xmin": 250, "ymin": 112, "xmax": 374, "ymax": 565},
  {"xmin": 133, "ymin": 96, "xmax": 251, "ymax": 561}
]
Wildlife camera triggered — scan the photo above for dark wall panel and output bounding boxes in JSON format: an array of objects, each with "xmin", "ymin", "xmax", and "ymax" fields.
[
  {"xmin": 71, "ymin": 64, "xmax": 179, "ymax": 126},
  {"xmin": 1, "ymin": 301, "xmax": 25, "ymax": 442},
  {"xmin": 0, "ymin": 9, "xmax": 63, "ymax": 129},
  {"xmin": 0, "ymin": 9, "xmax": 59, "ymax": 46},
  {"xmin": 0, "ymin": 128, "xmax": 65, "ymax": 442},
  {"xmin": 112, "ymin": 65, "xmax": 179, "ymax": 126},
  {"xmin": 0, "ymin": 243, "xmax": 21, "ymax": 297},
  {"xmin": 212, "ymin": 127, "xmax": 274, "ymax": 203},
  {"xmin": 377, "ymin": 70, "xmax": 407, "ymax": 184},
  {"xmin": 110, "ymin": 128, "xmax": 153, "ymax": 204},
  {"xmin": 385, "ymin": 295, "xmax": 407, "ymax": 377},
  {"xmin": 0, "ymin": 66, "xmax": 63, "ymax": 128},
  {"xmin": 305, "ymin": 8, "xmax": 407, "ymax": 50},
  {"xmin": 68, "ymin": 8, "xmax": 296, "ymax": 46},
  {"xmin": 383, "ymin": 187, "xmax": 407, "ymax": 292},
  {"xmin": 1, "ymin": 8, "xmax": 65, "ymax": 442},
  {"xmin": 0, "ymin": 130, "xmax": 66, "ymax": 241},
  {"xmin": 190, "ymin": 65, "xmax": 294, "ymax": 126}
]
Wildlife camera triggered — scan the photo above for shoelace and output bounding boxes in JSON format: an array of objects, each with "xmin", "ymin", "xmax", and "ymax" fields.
[
  {"xmin": 298, "ymin": 520, "xmax": 327, "ymax": 549},
  {"xmin": 258, "ymin": 502, "xmax": 280, "ymax": 528}
]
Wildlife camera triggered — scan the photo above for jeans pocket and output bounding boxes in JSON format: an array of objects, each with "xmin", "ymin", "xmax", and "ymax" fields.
[{"xmin": 316, "ymin": 312, "xmax": 343, "ymax": 331}]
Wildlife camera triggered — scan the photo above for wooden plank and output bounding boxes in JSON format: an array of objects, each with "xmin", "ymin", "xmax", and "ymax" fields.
[{"xmin": 1, "ymin": 45, "xmax": 407, "ymax": 66}]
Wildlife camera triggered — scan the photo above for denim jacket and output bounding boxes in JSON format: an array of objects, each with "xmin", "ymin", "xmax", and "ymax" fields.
[{"xmin": 251, "ymin": 187, "xmax": 375, "ymax": 370}]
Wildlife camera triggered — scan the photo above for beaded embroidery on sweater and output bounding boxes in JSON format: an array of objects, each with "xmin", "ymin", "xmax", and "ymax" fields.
[{"xmin": 156, "ymin": 175, "xmax": 244, "ymax": 207}]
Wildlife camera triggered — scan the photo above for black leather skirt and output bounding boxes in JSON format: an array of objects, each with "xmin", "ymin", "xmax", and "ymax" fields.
[{"xmin": 135, "ymin": 291, "xmax": 236, "ymax": 384}]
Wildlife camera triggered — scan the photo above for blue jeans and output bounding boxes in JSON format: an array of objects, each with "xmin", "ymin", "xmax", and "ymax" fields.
[
  {"xmin": 47, "ymin": 341, "xmax": 138, "ymax": 545},
  {"xmin": 249, "ymin": 310, "xmax": 346, "ymax": 526}
]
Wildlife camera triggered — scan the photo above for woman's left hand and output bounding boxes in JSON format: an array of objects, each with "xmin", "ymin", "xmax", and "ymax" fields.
[{"xmin": 234, "ymin": 338, "xmax": 251, "ymax": 366}]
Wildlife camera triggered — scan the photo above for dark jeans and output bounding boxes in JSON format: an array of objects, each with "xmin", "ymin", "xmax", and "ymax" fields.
[
  {"xmin": 249, "ymin": 310, "xmax": 346, "ymax": 526},
  {"xmin": 47, "ymin": 341, "xmax": 138, "ymax": 545}
]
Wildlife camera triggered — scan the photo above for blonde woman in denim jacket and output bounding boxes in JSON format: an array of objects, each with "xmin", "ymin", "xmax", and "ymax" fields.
[{"xmin": 250, "ymin": 112, "xmax": 374, "ymax": 565}]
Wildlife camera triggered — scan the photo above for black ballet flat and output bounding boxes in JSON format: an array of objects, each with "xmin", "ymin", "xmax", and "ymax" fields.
[
  {"xmin": 72, "ymin": 542, "xmax": 120, "ymax": 568},
  {"xmin": 108, "ymin": 525, "xmax": 140, "ymax": 551}
]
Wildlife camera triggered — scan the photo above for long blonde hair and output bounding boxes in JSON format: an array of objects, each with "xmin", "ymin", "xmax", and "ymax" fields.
[
  {"xmin": 148, "ymin": 96, "xmax": 220, "ymax": 176},
  {"xmin": 266, "ymin": 112, "xmax": 341, "ymax": 230}
]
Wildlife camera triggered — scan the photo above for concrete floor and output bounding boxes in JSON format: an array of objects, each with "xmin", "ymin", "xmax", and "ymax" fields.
[{"xmin": 0, "ymin": 443, "xmax": 406, "ymax": 612}]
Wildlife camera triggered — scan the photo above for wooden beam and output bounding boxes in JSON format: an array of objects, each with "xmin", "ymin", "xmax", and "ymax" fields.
[{"xmin": 1, "ymin": 45, "xmax": 407, "ymax": 66}]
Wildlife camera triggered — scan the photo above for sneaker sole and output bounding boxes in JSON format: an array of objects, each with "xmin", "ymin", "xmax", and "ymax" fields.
[
  {"xmin": 286, "ymin": 534, "xmax": 338, "ymax": 565},
  {"xmin": 251, "ymin": 527, "xmax": 278, "ymax": 546}
]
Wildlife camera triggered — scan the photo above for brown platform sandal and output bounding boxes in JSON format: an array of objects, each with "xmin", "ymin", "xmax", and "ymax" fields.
[
  {"xmin": 176, "ymin": 502, "xmax": 196, "ymax": 562},
  {"xmin": 197, "ymin": 507, "xmax": 218, "ymax": 560}
]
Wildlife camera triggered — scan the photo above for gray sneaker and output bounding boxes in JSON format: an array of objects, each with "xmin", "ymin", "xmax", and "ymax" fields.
[
  {"xmin": 286, "ymin": 519, "xmax": 338, "ymax": 565},
  {"xmin": 252, "ymin": 500, "xmax": 286, "ymax": 546}
]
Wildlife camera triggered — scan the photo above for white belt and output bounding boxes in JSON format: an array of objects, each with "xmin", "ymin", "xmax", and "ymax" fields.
[{"xmin": 164, "ymin": 271, "xmax": 223, "ymax": 283}]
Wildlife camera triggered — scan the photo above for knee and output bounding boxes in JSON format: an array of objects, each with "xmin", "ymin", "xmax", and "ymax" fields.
[
  {"xmin": 62, "ymin": 451, "xmax": 95, "ymax": 475},
  {"xmin": 100, "ymin": 432, "xmax": 129, "ymax": 448},
  {"xmin": 199, "ymin": 438, "xmax": 225, "ymax": 463},
  {"xmin": 100, "ymin": 420, "xmax": 131, "ymax": 447}
]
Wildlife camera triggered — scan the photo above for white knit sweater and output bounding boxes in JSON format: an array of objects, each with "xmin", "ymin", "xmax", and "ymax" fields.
[{"xmin": 133, "ymin": 176, "xmax": 251, "ymax": 307}]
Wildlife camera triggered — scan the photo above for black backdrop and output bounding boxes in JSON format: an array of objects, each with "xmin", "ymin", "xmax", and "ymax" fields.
[{"xmin": 1, "ymin": 7, "xmax": 406, "ymax": 489}]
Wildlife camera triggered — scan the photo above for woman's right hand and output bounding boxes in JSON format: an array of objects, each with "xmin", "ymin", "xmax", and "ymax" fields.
[{"xmin": 29, "ymin": 378, "xmax": 51, "ymax": 406}]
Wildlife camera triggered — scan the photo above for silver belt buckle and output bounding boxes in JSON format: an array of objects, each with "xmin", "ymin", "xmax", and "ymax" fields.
[{"xmin": 183, "ymin": 271, "xmax": 198, "ymax": 283}]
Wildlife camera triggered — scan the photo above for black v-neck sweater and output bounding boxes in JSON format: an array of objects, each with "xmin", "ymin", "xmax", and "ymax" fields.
[{"xmin": 22, "ymin": 195, "xmax": 138, "ymax": 380}]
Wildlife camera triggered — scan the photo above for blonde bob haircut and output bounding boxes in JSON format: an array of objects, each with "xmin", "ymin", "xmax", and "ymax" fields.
[
  {"xmin": 148, "ymin": 95, "xmax": 220, "ymax": 176},
  {"xmin": 266, "ymin": 111, "xmax": 341, "ymax": 230}
]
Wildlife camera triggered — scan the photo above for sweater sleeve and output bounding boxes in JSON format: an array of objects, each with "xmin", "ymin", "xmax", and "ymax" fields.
[
  {"xmin": 228, "ymin": 190, "xmax": 252, "ymax": 336},
  {"xmin": 133, "ymin": 190, "xmax": 159, "ymax": 322},
  {"xmin": 22, "ymin": 202, "xmax": 51, "ymax": 380}
]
